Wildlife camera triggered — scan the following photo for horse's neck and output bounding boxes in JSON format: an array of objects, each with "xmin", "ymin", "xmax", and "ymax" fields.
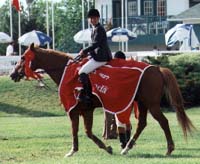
[
  {"xmin": 44, "ymin": 61, "xmax": 66, "ymax": 86},
  {"xmin": 47, "ymin": 71, "xmax": 64, "ymax": 86},
  {"xmin": 36, "ymin": 51, "xmax": 67, "ymax": 86}
]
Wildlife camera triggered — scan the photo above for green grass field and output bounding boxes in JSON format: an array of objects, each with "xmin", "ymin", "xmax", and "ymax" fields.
[{"xmin": 0, "ymin": 76, "xmax": 200, "ymax": 164}]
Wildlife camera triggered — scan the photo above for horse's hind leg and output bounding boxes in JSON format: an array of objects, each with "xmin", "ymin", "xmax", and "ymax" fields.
[
  {"xmin": 149, "ymin": 105, "xmax": 174, "ymax": 155},
  {"xmin": 82, "ymin": 110, "xmax": 113, "ymax": 154},
  {"xmin": 121, "ymin": 103, "xmax": 148, "ymax": 155},
  {"xmin": 64, "ymin": 109, "xmax": 79, "ymax": 157}
]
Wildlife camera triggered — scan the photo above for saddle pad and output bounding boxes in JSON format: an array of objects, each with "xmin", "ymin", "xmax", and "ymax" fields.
[{"xmin": 59, "ymin": 58, "xmax": 151, "ymax": 114}]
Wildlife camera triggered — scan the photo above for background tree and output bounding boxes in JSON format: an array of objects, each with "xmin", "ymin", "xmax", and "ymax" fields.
[
  {"xmin": 54, "ymin": 0, "xmax": 89, "ymax": 52},
  {"xmin": 0, "ymin": 1, "xmax": 14, "ymax": 55},
  {"xmin": 0, "ymin": 0, "xmax": 90, "ymax": 55},
  {"xmin": 0, "ymin": 1, "xmax": 30, "ymax": 55},
  {"xmin": 24, "ymin": 1, "xmax": 46, "ymax": 33}
]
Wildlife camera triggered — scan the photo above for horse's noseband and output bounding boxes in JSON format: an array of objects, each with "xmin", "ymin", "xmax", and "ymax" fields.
[
  {"xmin": 10, "ymin": 59, "xmax": 26, "ymax": 82},
  {"xmin": 10, "ymin": 70, "xmax": 25, "ymax": 82}
]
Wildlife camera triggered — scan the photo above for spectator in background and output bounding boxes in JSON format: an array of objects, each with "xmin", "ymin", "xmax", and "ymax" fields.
[
  {"xmin": 153, "ymin": 45, "xmax": 159, "ymax": 57},
  {"xmin": 6, "ymin": 41, "xmax": 15, "ymax": 56},
  {"xmin": 114, "ymin": 50, "xmax": 135, "ymax": 149},
  {"xmin": 153, "ymin": 45, "xmax": 158, "ymax": 51},
  {"xmin": 166, "ymin": 46, "xmax": 171, "ymax": 51},
  {"xmin": 114, "ymin": 51, "xmax": 126, "ymax": 59}
]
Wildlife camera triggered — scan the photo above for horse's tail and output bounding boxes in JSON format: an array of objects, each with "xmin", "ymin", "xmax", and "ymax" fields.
[{"xmin": 160, "ymin": 67, "xmax": 195, "ymax": 138}]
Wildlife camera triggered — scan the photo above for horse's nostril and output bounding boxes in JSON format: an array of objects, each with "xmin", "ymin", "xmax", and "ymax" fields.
[
  {"xmin": 10, "ymin": 72, "xmax": 19, "ymax": 81},
  {"xmin": 10, "ymin": 73, "xmax": 15, "ymax": 79}
]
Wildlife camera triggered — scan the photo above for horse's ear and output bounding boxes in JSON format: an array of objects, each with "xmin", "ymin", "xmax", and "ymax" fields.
[{"xmin": 30, "ymin": 43, "xmax": 34, "ymax": 51}]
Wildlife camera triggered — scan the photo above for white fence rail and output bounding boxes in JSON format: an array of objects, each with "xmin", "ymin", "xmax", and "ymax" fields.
[
  {"xmin": 125, "ymin": 50, "xmax": 200, "ymax": 61},
  {"xmin": 0, "ymin": 56, "xmax": 20, "ymax": 75},
  {"xmin": 0, "ymin": 50, "xmax": 199, "ymax": 75}
]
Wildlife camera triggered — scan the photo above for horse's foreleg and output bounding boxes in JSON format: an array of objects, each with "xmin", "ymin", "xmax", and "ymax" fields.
[
  {"xmin": 121, "ymin": 104, "xmax": 148, "ymax": 155},
  {"xmin": 82, "ymin": 110, "xmax": 113, "ymax": 154},
  {"xmin": 90, "ymin": 135, "xmax": 113, "ymax": 154},
  {"xmin": 64, "ymin": 110, "xmax": 79, "ymax": 157}
]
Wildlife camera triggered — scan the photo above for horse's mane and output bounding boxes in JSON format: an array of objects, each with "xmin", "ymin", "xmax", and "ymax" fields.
[{"xmin": 33, "ymin": 46, "xmax": 74, "ymax": 59}]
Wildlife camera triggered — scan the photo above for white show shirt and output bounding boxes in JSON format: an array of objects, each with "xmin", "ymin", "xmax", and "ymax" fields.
[{"xmin": 6, "ymin": 45, "xmax": 14, "ymax": 56}]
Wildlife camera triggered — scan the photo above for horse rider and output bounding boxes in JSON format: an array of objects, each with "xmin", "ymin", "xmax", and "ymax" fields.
[
  {"xmin": 114, "ymin": 51, "xmax": 126, "ymax": 60},
  {"xmin": 78, "ymin": 8, "xmax": 112, "ymax": 105},
  {"xmin": 113, "ymin": 51, "xmax": 132, "ymax": 149}
]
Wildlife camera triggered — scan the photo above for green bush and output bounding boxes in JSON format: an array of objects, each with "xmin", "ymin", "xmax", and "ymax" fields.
[{"xmin": 145, "ymin": 53, "xmax": 200, "ymax": 107}]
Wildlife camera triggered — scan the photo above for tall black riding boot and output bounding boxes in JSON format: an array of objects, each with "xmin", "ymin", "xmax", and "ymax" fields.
[
  {"xmin": 119, "ymin": 133, "xmax": 127, "ymax": 149},
  {"xmin": 78, "ymin": 73, "xmax": 92, "ymax": 106}
]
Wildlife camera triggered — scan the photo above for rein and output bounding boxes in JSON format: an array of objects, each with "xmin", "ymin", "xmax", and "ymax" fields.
[
  {"xmin": 66, "ymin": 55, "xmax": 83, "ymax": 65},
  {"xmin": 29, "ymin": 54, "xmax": 83, "ymax": 76}
]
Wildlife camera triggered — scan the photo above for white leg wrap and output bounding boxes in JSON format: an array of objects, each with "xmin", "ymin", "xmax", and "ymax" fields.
[{"xmin": 115, "ymin": 114, "xmax": 126, "ymax": 128}]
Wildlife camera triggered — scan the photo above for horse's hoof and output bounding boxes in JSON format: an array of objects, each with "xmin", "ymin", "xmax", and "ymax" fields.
[
  {"xmin": 64, "ymin": 150, "xmax": 77, "ymax": 158},
  {"xmin": 106, "ymin": 146, "xmax": 113, "ymax": 154},
  {"xmin": 121, "ymin": 147, "xmax": 130, "ymax": 155},
  {"xmin": 166, "ymin": 144, "xmax": 175, "ymax": 156}
]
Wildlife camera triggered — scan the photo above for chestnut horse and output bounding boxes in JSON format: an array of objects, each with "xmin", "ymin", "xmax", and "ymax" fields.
[{"xmin": 10, "ymin": 44, "xmax": 194, "ymax": 157}]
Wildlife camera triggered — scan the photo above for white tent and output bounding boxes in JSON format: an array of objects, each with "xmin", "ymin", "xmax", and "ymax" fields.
[
  {"xmin": 0, "ymin": 32, "xmax": 12, "ymax": 43},
  {"xmin": 73, "ymin": 28, "xmax": 92, "ymax": 44},
  {"xmin": 165, "ymin": 24, "xmax": 199, "ymax": 50}
]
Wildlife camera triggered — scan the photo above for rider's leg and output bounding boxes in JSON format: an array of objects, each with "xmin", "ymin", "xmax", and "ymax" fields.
[
  {"xmin": 78, "ymin": 59, "xmax": 106, "ymax": 103},
  {"xmin": 78, "ymin": 73, "xmax": 92, "ymax": 104}
]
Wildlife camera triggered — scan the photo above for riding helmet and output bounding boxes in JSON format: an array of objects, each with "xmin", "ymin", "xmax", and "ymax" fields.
[
  {"xmin": 114, "ymin": 51, "xmax": 126, "ymax": 59},
  {"xmin": 87, "ymin": 9, "xmax": 100, "ymax": 18}
]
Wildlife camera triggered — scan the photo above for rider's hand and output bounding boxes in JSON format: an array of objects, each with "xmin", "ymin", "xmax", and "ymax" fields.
[{"xmin": 78, "ymin": 49, "xmax": 87, "ymax": 58}]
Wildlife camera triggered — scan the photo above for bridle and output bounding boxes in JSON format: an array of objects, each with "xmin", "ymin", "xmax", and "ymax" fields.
[
  {"xmin": 22, "ymin": 49, "xmax": 83, "ymax": 81},
  {"xmin": 23, "ymin": 49, "xmax": 42, "ymax": 80},
  {"xmin": 11, "ymin": 48, "xmax": 88, "ymax": 92}
]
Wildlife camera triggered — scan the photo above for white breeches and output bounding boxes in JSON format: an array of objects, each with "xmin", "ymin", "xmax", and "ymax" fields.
[{"xmin": 78, "ymin": 58, "xmax": 107, "ymax": 75}]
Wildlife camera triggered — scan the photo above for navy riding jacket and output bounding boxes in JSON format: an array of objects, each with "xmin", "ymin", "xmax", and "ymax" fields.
[{"xmin": 83, "ymin": 23, "xmax": 112, "ymax": 62}]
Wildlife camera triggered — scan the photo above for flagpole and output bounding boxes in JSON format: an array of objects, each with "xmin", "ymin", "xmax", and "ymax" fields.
[
  {"xmin": 82, "ymin": 0, "xmax": 85, "ymax": 48},
  {"xmin": 18, "ymin": 10, "xmax": 21, "ymax": 55},
  {"xmin": 10, "ymin": 0, "xmax": 13, "ymax": 39},
  {"xmin": 87, "ymin": 0, "xmax": 90, "ymax": 46},
  {"xmin": 12, "ymin": 0, "xmax": 21, "ymax": 55},
  {"xmin": 51, "ymin": 0, "xmax": 55, "ymax": 50},
  {"xmin": 125, "ymin": 0, "xmax": 128, "ymax": 52},
  {"xmin": 121, "ymin": 0, "xmax": 124, "ymax": 51},
  {"xmin": 87, "ymin": 0, "xmax": 90, "ymax": 28},
  {"xmin": 46, "ymin": 0, "xmax": 50, "ymax": 48}
]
